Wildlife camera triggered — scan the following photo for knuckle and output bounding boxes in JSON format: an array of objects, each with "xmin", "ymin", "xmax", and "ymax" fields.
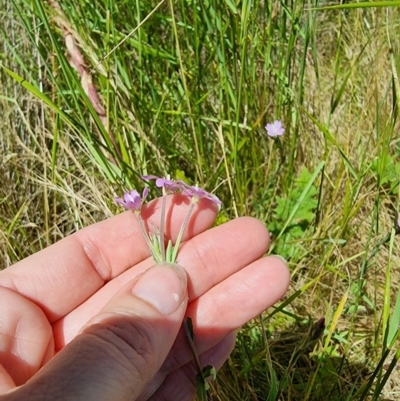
[{"xmin": 89, "ymin": 319, "xmax": 158, "ymax": 375}]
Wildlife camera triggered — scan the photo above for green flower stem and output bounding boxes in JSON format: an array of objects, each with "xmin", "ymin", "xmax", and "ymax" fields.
[
  {"xmin": 160, "ymin": 194, "xmax": 167, "ymax": 262},
  {"xmin": 135, "ymin": 212, "xmax": 162, "ymax": 264},
  {"xmin": 171, "ymin": 202, "xmax": 195, "ymax": 263}
]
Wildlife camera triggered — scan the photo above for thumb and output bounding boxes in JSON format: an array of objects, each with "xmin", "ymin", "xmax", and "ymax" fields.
[{"xmin": 11, "ymin": 263, "xmax": 188, "ymax": 401}]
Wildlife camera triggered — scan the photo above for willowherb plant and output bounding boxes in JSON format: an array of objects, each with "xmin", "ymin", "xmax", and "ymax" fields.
[
  {"xmin": 116, "ymin": 175, "xmax": 221, "ymax": 265},
  {"xmin": 115, "ymin": 175, "xmax": 221, "ymax": 400}
]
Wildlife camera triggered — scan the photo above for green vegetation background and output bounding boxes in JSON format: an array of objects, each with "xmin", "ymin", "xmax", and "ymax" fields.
[{"xmin": 1, "ymin": 0, "xmax": 400, "ymax": 399}]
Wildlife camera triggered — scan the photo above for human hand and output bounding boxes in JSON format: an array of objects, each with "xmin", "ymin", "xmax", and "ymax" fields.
[{"xmin": 0, "ymin": 195, "xmax": 289, "ymax": 401}]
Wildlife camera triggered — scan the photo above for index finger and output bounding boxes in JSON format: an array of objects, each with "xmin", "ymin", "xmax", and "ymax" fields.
[{"xmin": 0, "ymin": 195, "xmax": 218, "ymax": 322}]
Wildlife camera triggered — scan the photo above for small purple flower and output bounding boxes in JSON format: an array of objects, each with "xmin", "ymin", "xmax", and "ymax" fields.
[
  {"xmin": 265, "ymin": 120, "xmax": 285, "ymax": 137},
  {"xmin": 180, "ymin": 182, "xmax": 222, "ymax": 205},
  {"xmin": 142, "ymin": 175, "xmax": 182, "ymax": 193},
  {"xmin": 115, "ymin": 188, "xmax": 149, "ymax": 211}
]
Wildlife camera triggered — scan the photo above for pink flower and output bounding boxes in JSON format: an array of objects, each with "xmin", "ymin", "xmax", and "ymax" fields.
[
  {"xmin": 265, "ymin": 120, "xmax": 285, "ymax": 137},
  {"xmin": 142, "ymin": 175, "xmax": 182, "ymax": 193},
  {"xmin": 142, "ymin": 175, "xmax": 221, "ymax": 205},
  {"xmin": 115, "ymin": 188, "xmax": 149, "ymax": 211},
  {"xmin": 180, "ymin": 182, "xmax": 222, "ymax": 205}
]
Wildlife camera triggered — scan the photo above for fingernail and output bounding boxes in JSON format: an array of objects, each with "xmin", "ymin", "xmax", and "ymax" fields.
[
  {"xmin": 131, "ymin": 263, "xmax": 187, "ymax": 315},
  {"xmin": 274, "ymin": 255, "xmax": 287, "ymax": 265}
]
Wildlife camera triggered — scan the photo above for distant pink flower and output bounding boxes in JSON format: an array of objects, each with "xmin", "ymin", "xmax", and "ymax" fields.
[
  {"xmin": 115, "ymin": 188, "xmax": 149, "ymax": 211},
  {"xmin": 265, "ymin": 120, "xmax": 285, "ymax": 137}
]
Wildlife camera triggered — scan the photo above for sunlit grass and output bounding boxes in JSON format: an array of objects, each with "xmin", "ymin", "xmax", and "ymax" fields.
[{"xmin": 1, "ymin": 0, "xmax": 400, "ymax": 399}]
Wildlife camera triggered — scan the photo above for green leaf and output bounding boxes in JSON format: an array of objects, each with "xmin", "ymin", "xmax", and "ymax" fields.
[
  {"xmin": 201, "ymin": 364, "xmax": 217, "ymax": 382},
  {"xmin": 371, "ymin": 155, "xmax": 400, "ymax": 194},
  {"xmin": 387, "ymin": 286, "xmax": 400, "ymax": 347},
  {"xmin": 2, "ymin": 65, "xmax": 76, "ymax": 129},
  {"xmin": 269, "ymin": 164, "xmax": 323, "ymax": 257},
  {"xmin": 195, "ymin": 373, "xmax": 208, "ymax": 401},
  {"xmin": 316, "ymin": 1, "xmax": 400, "ymax": 11},
  {"xmin": 267, "ymin": 368, "xmax": 279, "ymax": 401},
  {"xmin": 194, "ymin": 365, "xmax": 216, "ymax": 401},
  {"xmin": 270, "ymin": 165, "xmax": 320, "ymax": 231}
]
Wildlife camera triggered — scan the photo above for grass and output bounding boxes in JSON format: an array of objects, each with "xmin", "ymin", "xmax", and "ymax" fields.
[{"xmin": 1, "ymin": 0, "xmax": 400, "ymax": 399}]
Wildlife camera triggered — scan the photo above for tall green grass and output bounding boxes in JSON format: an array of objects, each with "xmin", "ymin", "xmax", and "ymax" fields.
[{"xmin": 2, "ymin": 0, "xmax": 400, "ymax": 399}]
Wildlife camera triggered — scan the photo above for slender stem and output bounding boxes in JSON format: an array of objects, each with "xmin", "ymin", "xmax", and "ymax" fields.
[
  {"xmin": 160, "ymin": 194, "xmax": 167, "ymax": 262},
  {"xmin": 136, "ymin": 212, "xmax": 162, "ymax": 264},
  {"xmin": 171, "ymin": 202, "xmax": 195, "ymax": 262},
  {"xmin": 183, "ymin": 319, "xmax": 203, "ymax": 377}
]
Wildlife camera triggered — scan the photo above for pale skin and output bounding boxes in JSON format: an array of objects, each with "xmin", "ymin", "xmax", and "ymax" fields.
[{"xmin": 0, "ymin": 195, "xmax": 290, "ymax": 401}]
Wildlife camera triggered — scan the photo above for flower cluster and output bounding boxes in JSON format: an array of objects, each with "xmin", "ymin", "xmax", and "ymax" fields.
[
  {"xmin": 117, "ymin": 175, "xmax": 221, "ymax": 212},
  {"xmin": 115, "ymin": 175, "xmax": 221, "ymax": 264}
]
